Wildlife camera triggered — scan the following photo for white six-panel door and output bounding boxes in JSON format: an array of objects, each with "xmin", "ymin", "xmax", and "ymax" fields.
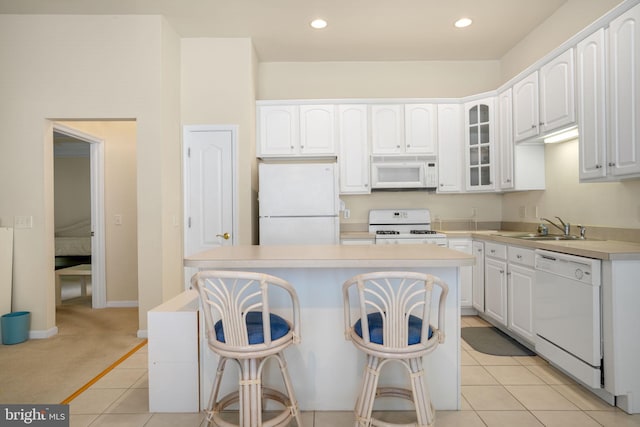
[{"xmin": 183, "ymin": 125, "xmax": 237, "ymax": 289}]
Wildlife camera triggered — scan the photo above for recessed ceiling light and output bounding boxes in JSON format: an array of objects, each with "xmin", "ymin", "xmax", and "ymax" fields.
[
  {"xmin": 454, "ymin": 17, "xmax": 473, "ymax": 28},
  {"xmin": 310, "ymin": 18, "xmax": 328, "ymax": 29}
]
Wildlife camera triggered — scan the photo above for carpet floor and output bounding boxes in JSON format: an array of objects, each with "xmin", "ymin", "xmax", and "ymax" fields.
[{"xmin": 0, "ymin": 296, "xmax": 142, "ymax": 404}]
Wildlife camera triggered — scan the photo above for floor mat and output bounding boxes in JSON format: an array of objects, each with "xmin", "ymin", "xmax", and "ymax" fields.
[{"xmin": 462, "ymin": 326, "xmax": 536, "ymax": 356}]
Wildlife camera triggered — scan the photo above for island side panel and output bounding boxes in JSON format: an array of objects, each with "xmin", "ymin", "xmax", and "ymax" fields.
[{"xmin": 198, "ymin": 266, "xmax": 460, "ymax": 411}]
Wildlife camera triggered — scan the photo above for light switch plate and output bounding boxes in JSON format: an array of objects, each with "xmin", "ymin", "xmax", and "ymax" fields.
[{"xmin": 14, "ymin": 216, "xmax": 33, "ymax": 229}]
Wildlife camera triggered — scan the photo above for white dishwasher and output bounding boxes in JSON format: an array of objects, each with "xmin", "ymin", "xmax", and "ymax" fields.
[{"xmin": 534, "ymin": 249, "xmax": 602, "ymax": 388}]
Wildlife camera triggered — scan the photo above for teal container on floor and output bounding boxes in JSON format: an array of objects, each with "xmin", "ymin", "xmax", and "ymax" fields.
[{"xmin": 1, "ymin": 311, "xmax": 31, "ymax": 345}]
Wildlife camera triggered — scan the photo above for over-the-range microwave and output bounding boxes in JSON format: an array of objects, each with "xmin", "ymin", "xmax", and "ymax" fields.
[{"xmin": 371, "ymin": 157, "xmax": 437, "ymax": 190}]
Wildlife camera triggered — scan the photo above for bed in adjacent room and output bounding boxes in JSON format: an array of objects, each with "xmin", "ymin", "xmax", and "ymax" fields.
[{"xmin": 55, "ymin": 219, "xmax": 92, "ymax": 269}]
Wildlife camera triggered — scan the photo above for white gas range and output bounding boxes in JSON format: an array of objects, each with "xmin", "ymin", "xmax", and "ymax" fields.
[{"xmin": 368, "ymin": 209, "xmax": 448, "ymax": 246}]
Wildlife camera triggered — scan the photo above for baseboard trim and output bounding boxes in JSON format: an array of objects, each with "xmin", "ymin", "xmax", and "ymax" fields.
[
  {"xmin": 137, "ymin": 329, "xmax": 148, "ymax": 339},
  {"xmin": 29, "ymin": 326, "xmax": 58, "ymax": 339},
  {"xmin": 106, "ymin": 300, "xmax": 138, "ymax": 308}
]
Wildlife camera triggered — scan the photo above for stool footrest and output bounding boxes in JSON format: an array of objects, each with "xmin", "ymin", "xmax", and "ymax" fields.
[
  {"xmin": 375, "ymin": 386, "xmax": 413, "ymax": 401},
  {"xmin": 209, "ymin": 387, "xmax": 295, "ymax": 427}
]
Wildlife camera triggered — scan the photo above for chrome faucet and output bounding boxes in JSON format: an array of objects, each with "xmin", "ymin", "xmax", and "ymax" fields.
[{"xmin": 541, "ymin": 216, "xmax": 570, "ymax": 236}]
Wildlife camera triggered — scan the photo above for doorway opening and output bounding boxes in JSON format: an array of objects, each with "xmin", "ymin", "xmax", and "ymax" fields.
[
  {"xmin": 53, "ymin": 124, "xmax": 106, "ymax": 309},
  {"xmin": 51, "ymin": 121, "xmax": 138, "ymax": 320}
]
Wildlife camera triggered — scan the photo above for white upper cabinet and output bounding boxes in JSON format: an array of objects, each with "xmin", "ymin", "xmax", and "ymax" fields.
[
  {"xmin": 258, "ymin": 105, "xmax": 299, "ymax": 156},
  {"xmin": 513, "ymin": 72, "xmax": 540, "ymax": 142},
  {"xmin": 608, "ymin": 3, "xmax": 640, "ymax": 178},
  {"xmin": 257, "ymin": 104, "xmax": 337, "ymax": 157},
  {"xmin": 579, "ymin": 3, "xmax": 640, "ymax": 181},
  {"xmin": 299, "ymin": 105, "xmax": 336, "ymax": 155},
  {"xmin": 540, "ymin": 48, "xmax": 576, "ymax": 134},
  {"xmin": 498, "ymin": 88, "xmax": 546, "ymax": 191},
  {"xmin": 404, "ymin": 104, "xmax": 437, "ymax": 155},
  {"xmin": 464, "ymin": 97, "xmax": 496, "ymax": 191},
  {"xmin": 497, "ymin": 88, "xmax": 514, "ymax": 190},
  {"xmin": 371, "ymin": 105, "xmax": 404, "ymax": 154},
  {"xmin": 437, "ymin": 103, "xmax": 464, "ymax": 193},
  {"xmin": 513, "ymin": 48, "xmax": 576, "ymax": 143},
  {"xmin": 577, "ymin": 28, "xmax": 608, "ymax": 180},
  {"xmin": 338, "ymin": 105, "xmax": 370, "ymax": 194},
  {"xmin": 371, "ymin": 104, "xmax": 437, "ymax": 155}
]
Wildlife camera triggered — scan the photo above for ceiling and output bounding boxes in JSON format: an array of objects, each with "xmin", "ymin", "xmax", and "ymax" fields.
[{"xmin": 0, "ymin": 0, "xmax": 569, "ymax": 62}]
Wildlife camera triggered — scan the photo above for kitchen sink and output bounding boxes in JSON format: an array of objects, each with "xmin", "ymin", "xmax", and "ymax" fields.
[
  {"xmin": 518, "ymin": 235, "xmax": 580, "ymax": 240},
  {"xmin": 495, "ymin": 232, "xmax": 598, "ymax": 241},
  {"xmin": 515, "ymin": 234, "xmax": 600, "ymax": 241}
]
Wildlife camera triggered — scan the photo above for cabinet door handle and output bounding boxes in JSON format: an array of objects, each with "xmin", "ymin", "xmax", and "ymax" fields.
[{"xmin": 608, "ymin": 162, "xmax": 616, "ymax": 167}]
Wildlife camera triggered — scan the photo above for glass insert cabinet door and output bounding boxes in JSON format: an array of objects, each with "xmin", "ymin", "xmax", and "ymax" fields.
[{"xmin": 466, "ymin": 98, "xmax": 495, "ymax": 190}]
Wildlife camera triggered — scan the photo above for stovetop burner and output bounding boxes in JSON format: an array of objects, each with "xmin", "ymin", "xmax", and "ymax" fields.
[
  {"xmin": 410, "ymin": 230, "xmax": 438, "ymax": 235},
  {"xmin": 376, "ymin": 230, "xmax": 400, "ymax": 235}
]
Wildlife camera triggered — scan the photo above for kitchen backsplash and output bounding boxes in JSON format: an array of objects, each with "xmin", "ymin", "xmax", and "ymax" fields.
[{"xmin": 341, "ymin": 221, "xmax": 640, "ymax": 244}]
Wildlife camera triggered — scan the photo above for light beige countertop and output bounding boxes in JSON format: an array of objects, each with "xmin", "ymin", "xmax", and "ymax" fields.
[
  {"xmin": 339, "ymin": 229, "xmax": 640, "ymax": 260},
  {"xmin": 184, "ymin": 244, "xmax": 475, "ymax": 269},
  {"xmin": 468, "ymin": 231, "xmax": 640, "ymax": 261}
]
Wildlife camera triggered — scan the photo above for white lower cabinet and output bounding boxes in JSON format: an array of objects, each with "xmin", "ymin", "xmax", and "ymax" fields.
[
  {"xmin": 484, "ymin": 242, "xmax": 508, "ymax": 327},
  {"xmin": 507, "ymin": 246, "xmax": 536, "ymax": 344},
  {"xmin": 448, "ymin": 238, "xmax": 473, "ymax": 308},
  {"xmin": 472, "ymin": 241, "xmax": 485, "ymax": 312}
]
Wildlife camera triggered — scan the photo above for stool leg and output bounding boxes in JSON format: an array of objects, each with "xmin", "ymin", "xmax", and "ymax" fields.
[
  {"xmin": 354, "ymin": 354, "xmax": 381, "ymax": 427},
  {"xmin": 409, "ymin": 357, "xmax": 434, "ymax": 427},
  {"xmin": 238, "ymin": 358, "xmax": 263, "ymax": 427},
  {"xmin": 274, "ymin": 352, "xmax": 302, "ymax": 426},
  {"xmin": 207, "ymin": 356, "xmax": 229, "ymax": 427}
]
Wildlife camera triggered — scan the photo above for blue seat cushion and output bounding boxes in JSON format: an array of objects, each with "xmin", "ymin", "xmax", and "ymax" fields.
[
  {"xmin": 354, "ymin": 312, "xmax": 432, "ymax": 345},
  {"xmin": 214, "ymin": 311, "xmax": 290, "ymax": 345}
]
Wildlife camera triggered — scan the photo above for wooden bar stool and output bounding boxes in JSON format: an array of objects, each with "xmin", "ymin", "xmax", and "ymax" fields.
[
  {"xmin": 191, "ymin": 270, "xmax": 303, "ymax": 427},
  {"xmin": 342, "ymin": 271, "xmax": 449, "ymax": 427}
]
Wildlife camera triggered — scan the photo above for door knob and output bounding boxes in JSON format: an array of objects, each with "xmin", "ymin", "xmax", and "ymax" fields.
[{"xmin": 216, "ymin": 232, "xmax": 230, "ymax": 240}]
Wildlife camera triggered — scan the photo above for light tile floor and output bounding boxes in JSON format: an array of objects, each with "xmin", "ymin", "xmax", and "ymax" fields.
[{"xmin": 68, "ymin": 316, "xmax": 640, "ymax": 426}]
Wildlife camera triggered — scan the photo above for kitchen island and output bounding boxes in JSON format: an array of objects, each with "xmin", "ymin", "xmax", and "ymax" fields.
[{"xmin": 149, "ymin": 244, "xmax": 474, "ymax": 413}]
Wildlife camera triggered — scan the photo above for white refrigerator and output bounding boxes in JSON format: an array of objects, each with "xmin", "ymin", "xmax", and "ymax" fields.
[{"xmin": 259, "ymin": 162, "xmax": 340, "ymax": 245}]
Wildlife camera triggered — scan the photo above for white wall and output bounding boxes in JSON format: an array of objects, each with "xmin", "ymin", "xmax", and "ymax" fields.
[
  {"xmin": 0, "ymin": 15, "xmax": 182, "ymax": 333},
  {"xmin": 54, "ymin": 157, "xmax": 91, "ymax": 229},
  {"xmin": 181, "ymin": 38, "xmax": 258, "ymax": 244},
  {"xmin": 502, "ymin": 140, "xmax": 640, "ymax": 228},
  {"xmin": 500, "ymin": 0, "xmax": 624, "ymax": 82},
  {"xmin": 259, "ymin": 61, "xmax": 502, "ymax": 100}
]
